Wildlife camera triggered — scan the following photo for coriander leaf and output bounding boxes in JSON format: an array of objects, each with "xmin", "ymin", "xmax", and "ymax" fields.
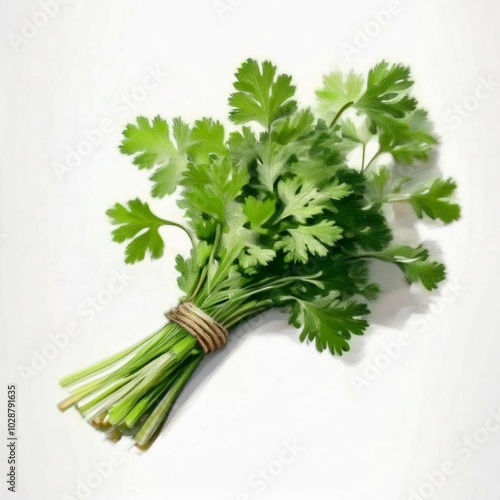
[
  {"xmin": 223, "ymin": 201, "xmax": 263, "ymax": 256},
  {"xmin": 272, "ymin": 109, "xmax": 315, "ymax": 144},
  {"xmin": 379, "ymin": 109, "xmax": 437, "ymax": 165},
  {"xmin": 289, "ymin": 120, "xmax": 349, "ymax": 184},
  {"xmin": 228, "ymin": 126, "xmax": 258, "ymax": 167},
  {"xmin": 353, "ymin": 61, "xmax": 424, "ymax": 151},
  {"xmin": 370, "ymin": 166, "xmax": 391, "ymax": 194},
  {"xmin": 107, "ymin": 199, "xmax": 168, "ymax": 264},
  {"xmin": 181, "ymin": 156, "xmax": 249, "ymax": 225},
  {"xmin": 255, "ymin": 141, "xmax": 293, "ymax": 191},
  {"xmin": 222, "ymin": 202, "xmax": 276, "ymax": 275},
  {"xmin": 239, "ymin": 245, "xmax": 276, "ymax": 271},
  {"xmin": 316, "ymin": 70, "xmax": 364, "ymax": 119},
  {"xmin": 275, "ymin": 221, "xmax": 343, "ymax": 263},
  {"xmin": 229, "ymin": 59, "xmax": 297, "ymax": 128},
  {"xmin": 277, "ymin": 178, "xmax": 324, "ymax": 223},
  {"xmin": 367, "ymin": 245, "xmax": 446, "ymax": 290},
  {"xmin": 290, "ymin": 158, "xmax": 343, "ymax": 185},
  {"xmin": 334, "ymin": 196, "xmax": 393, "ymax": 252},
  {"xmin": 320, "ymin": 257, "xmax": 380, "ymax": 301},
  {"xmin": 403, "ymin": 258, "xmax": 446, "ymax": 291},
  {"xmin": 189, "ymin": 118, "xmax": 227, "ymax": 161},
  {"xmin": 408, "ymin": 178, "xmax": 460, "ymax": 223},
  {"xmin": 289, "ymin": 291, "xmax": 369, "ymax": 355},
  {"xmin": 341, "ymin": 118, "xmax": 364, "ymax": 144},
  {"xmin": 340, "ymin": 118, "xmax": 374, "ymax": 152},
  {"xmin": 277, "ymin": 177, "xmax": 351, "ymax": 223},
  {"xmin": 120, "ymin": 116, "xmax": 192, "ymax": 197},
  {"xmin": 175, "ymin": 241, "xmax": 212, "ymax": 295},
  {"xmin": 242, "ymin": 196, "xmax": 276, "ymax": 233},
  {"xmin": 331, "ymin": 168, "xmax": 393, "ymax": 252},
  {"xmin": 366, "ymin": 166, "xmax": 412, "ymax": 202},
  {"xmin": 356, "ymin": 61, "xmax": 416, "ymax": 121}
]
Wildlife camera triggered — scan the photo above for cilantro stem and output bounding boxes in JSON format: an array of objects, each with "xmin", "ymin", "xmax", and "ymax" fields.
[
  {"xmin": 162, "ymin": 220, "xmax": 196, "ymax": 248},
  {"xmin": 361, "ymin": 143, "xmax": 366, "ymax": 171},
  {"xmin": 208, "ymin": 224, "xmax": 222, "ymax": 271},
  {"xmin": 59, "ymin": 327, "xmax": 165, "ymax": 387},
  {"xmin": 362, "ymin": 148, "xmax": 382, "ymax": 173},
  {"xmin": 134, "ymin": 355, "xmax": 202, "ymax": 448},
  {"xmin": 187, "ymin": 267, "xmax": 207, "ymax": 302},
  {"xmin": 385, "ymin": 194, "xmax": 411, "ymax": 203},
  {"xmin": 188, "ymin": 224, "xmax": 222, "ymax": 300},
  {"xmin": 201, "ymin": 272, "xmax": 323, "ymax": 309},
  {"xmin": 329, "ymin": 101, "xmax": 354, "ymax": 129},
  {"xmin": 224, "ymin": 303, "xmax": 271, "ymax": 329}
]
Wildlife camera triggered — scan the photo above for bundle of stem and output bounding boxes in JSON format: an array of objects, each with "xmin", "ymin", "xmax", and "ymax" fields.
[{"xmin": 58, "ymin": 244, "xmax": 302, "ymax": 447}]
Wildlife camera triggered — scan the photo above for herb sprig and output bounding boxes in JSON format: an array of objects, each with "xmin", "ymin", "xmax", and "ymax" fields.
[{"xmin": 59, "ymin": 59, "xmax": 460, "ymax": 448}]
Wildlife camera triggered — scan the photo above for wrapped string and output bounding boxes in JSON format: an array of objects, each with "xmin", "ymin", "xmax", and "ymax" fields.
[{"xmin": 166, "ymin": 302, "xmax": 228, "ymax": 354}]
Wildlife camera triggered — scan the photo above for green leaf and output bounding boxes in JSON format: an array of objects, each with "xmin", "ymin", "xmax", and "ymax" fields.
[
  {"xmin": 120, "ymin": 116, "xmax": 191, "ymax": 197},
  {"xmin": 368, "ymin": 245, "xmax": 446, "ymax": 290},
  {"xmin": 289, "ymin": 120, "xmax": 350, "ymax": 184},
  {"xmin": 379, "ymin": 109, "xmax": 437, "ymax": 165},
  {"xmin": 229, "ymin": 59, "xmax": 297, "ymax": 128},
  {"xmin": 106, "ymin": 199, "xmax": 167, "ymax": 264},
  {"xmin": 189, "ymin": 118, "xmax": 227, "ymax": 161},
  {"xmin": 175, "ymin": 241, "xmax": 212, "ymax": 294},
  {"xmin": 277, "ymin": 177, "xmax": 351, "ymax": 223},
  {"xmin": 340, "ymin": 117, "xmax": 373, "ymax": 148},
  {"xmin": 242, "ymin": 196, "xmax": 276, "ymax": 233},
  {"xmin": 356, "ymin": 61, "xmax": 416, "ymax": 121},
  {"xmin": 316, "ymin": 70, "xmax": 364, "ymax": 119},
  {"xmin": 327, "ymin": 168, "xmax": 393, "ymax": 252},
  {"xmin": 275, "ymin": 221, "xmax": 343, "ymax": 263},
  {"xmin": 341, "ymin": 118, "xmax": 363, "ymax": 144},
  {"xmin": 319, "ymin": 257, "xmax": 380, "ymax": 300},
  {"xmin": 371, "ymin": 166, "xmax": 391, "ymax": 192},
  {"xmin": 290, "ymin": 291, "xmax": 369, "ymax": 355},
  {"xmin": 181, "ymin": 156, "xmax": 249, "ymax": 224},
  {"xmin": 228, "ymin": 126, "xmax": 258, "ymax": 167},
  {"xmin": 272, "ymin": 109, "xmax": 315, "ymax": 144},
  {"xmin": 239, "ymin": 245, "xmax": 276, "ymax": 270},
  {"xmin": 223, "ymin": 201, "xmax": 261, "ymax": 253},
  {"xmin": 277, "ymin": 178, "xmax": 324, "ymax": 223},
  {"xmin": 353, "ymin": 61, "xmax": 427, "ymax": 152},
  {"xmin": 408, "ymin": 178, "xmax": 460, "ymax": 223},
  {"xmin": 255, "ymin": 141, "xmax": 293, "ymax": 191}
]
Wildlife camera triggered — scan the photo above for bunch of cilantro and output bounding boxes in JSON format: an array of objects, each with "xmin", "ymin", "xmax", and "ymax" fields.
[{"xmin": 59, "ymin": 59, "xmax": 460, "ymax": 448}]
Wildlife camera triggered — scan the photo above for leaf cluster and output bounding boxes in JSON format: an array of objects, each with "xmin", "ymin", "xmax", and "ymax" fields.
[{"xmin": 109, "ymin": 58, "xmax": 461, "ymax": 355}]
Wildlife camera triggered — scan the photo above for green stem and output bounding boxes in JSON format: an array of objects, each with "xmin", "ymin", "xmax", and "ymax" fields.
[
  {"xmin": 362, "ymin": 148, "xmax": 382, "ymax": 173},
  {"xmin": 361, "ymin": 143, "xmax": 366, "ymax": 171},
  {"xmin": 59, "ymin": 327, "xmax": 166, "ymax": 387},
  {"xmin": 135, "ymin": 356, "xmax": 202, "ymax": 447},
  {"xmin": 200, "ymin": 241, "xmax": 244, "ymax": 299},
  {"xmin": 207, "ymin": 224, "xmax": 222, "ymax": 274},
  {"xmin": 329, "ymin": 101, "xmax": 354, "ymax": 129},
  {"xmin": 107, "ymin": 349, "xmax": 186, "ymax": 425},
  {"xmin": 162, "ymin": 220, "xmax": 196, "ymax": 248},
  {"xmin": 223, "ymin": 302, "xmax": 272, "ymax": 329},
  {"xmin": 234, "ymin": 274, "xmax": 323, "ymax": 303},
  {"xmin": 124, "ymin": 386, "xmax": 164, "ymax": 429},
  {"xmin": 77, "ymin": 373, "xmax": 139, "ymax": 414},
  {"xmin": 201, "ymin": 272, "xmax": 323, "ymax": 310},
  {"xmin": 385, "ymin": 194, "xmax": 411, "ymax": 203},
  {"xmin": 188, "ymin": 224, "xmax": 222, "ymax": 300}
]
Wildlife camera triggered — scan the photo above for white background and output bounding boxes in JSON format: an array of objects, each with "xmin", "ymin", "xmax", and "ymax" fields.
[{"xmin": 1, "ymin": 1, "xmax": 500, "ymax": 499}]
